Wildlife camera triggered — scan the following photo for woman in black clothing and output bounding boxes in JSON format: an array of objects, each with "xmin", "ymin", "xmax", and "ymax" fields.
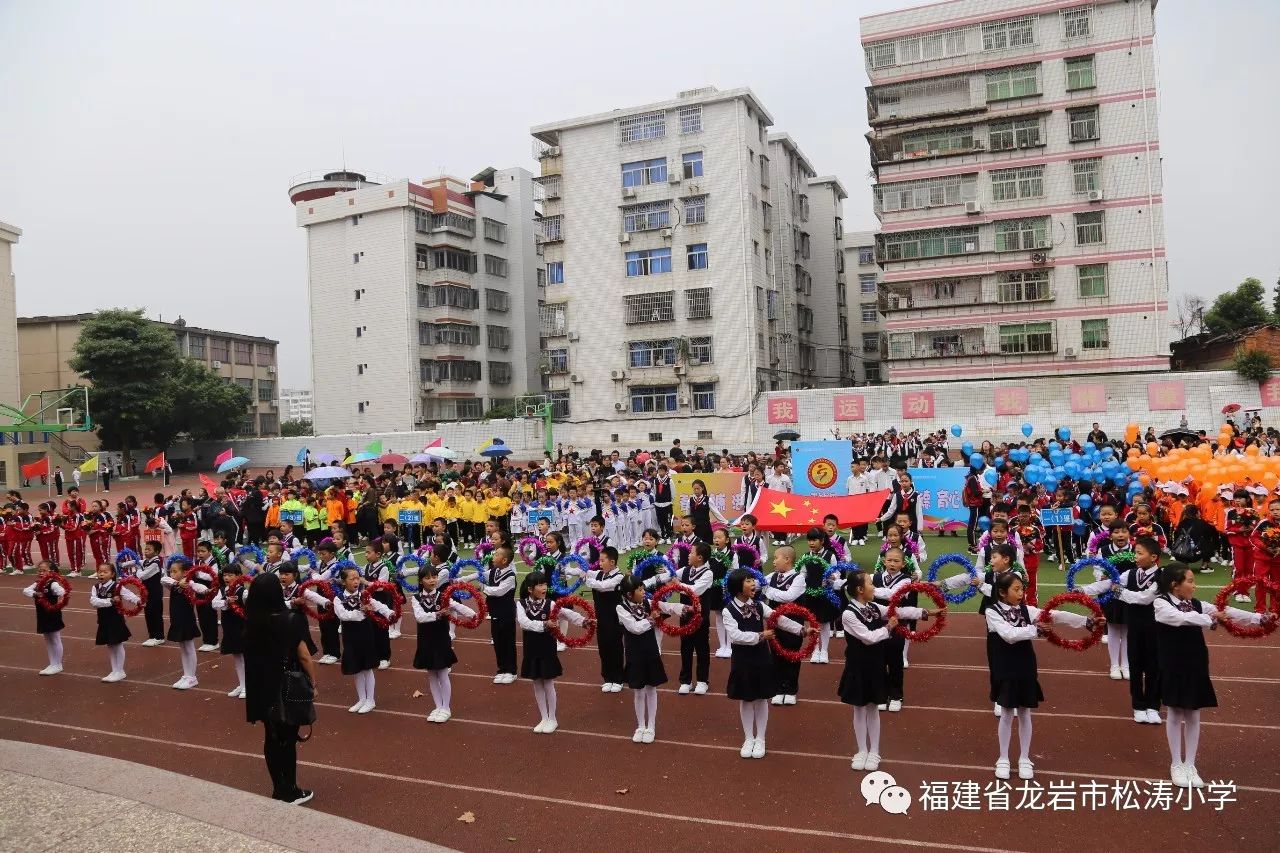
[{"xmin": 243, "ymin": 573, "xmax": 317, "ymax": 805}]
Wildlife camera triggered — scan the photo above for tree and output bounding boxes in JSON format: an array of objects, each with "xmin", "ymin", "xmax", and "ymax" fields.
[
  {"xmin": 281, "ymin": 418, "xmax": 313, "ymax": 437},
  {"xmin": 1273, "ymin": 275, "xmax": 1280, "ymax": 321},
  {"xmin": 70, "ymin": 309, "xmax": 251, "ymax": 458},
  {"xmin": 1203, "ymin": 277, "xmax": 1270, "ymax": 336},
  {"xmin": 1233, "ymin": 349, "xmax": 1274, "ymax": 384},
  {"xmin": 1172, "ymin": 293, "xmax": 1206, "ymax": 339}
]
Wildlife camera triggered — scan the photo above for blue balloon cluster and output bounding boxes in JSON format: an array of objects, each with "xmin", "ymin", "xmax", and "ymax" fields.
[{"xmin": 1010, "ymin": 428, "xmax": 1141, "ymax": 501}]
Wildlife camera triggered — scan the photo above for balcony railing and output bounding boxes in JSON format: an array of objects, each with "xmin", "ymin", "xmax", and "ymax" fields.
[{"xmin": 887, "ymin": 340, "xmax": 990, "ymax": 361}]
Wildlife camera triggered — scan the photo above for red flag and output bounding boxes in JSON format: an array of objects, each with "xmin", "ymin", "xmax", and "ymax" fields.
[
  {"xmin": 199, "ymin": 473, "xmax": 220, "ymax": 495},
  {"xmin": 21, "ymin": 456, "xmax": 49, "ymax": 480},
  {"xmin": 213, "ymin": 448, "xmax": 233, "ymax": 468},
  {"xmin": 424, "ymin": 438, "xmax": 442, "ymax": 450},
  {"xmin": 144, "ymin": 451, "xmax": 166, "ymax": 473},
  {"xmin": 749, "ymin": 487, "xmax": 891, "ymax": 534}
]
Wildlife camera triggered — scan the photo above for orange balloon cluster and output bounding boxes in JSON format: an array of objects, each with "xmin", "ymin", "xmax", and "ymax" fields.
[{"xmin": 1127, "ymin": 440, "xmax": 1280, "ymax": 494}]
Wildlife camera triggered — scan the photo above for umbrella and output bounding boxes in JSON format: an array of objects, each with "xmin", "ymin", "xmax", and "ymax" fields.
[
  {"xmin": 408, "ymin": 453, "xmax": 435, "ymax": 464},
  {"xmin": 311, "ymin": 452, "xmax": 340, "ymax": 465},
  {"xmin": 1159, "ymin": 427, "xmax": 1200, "ymax": 444},
  {"xmin": 378, "ymin": 453, "xmax": 410, "ymax": 466},
  {"xmin": 1222, "ymin": 403, "xmax": 1241, "ymax": 415},
  {"xmin": 303, "ymin": 466, "xmax": 352, "ymax": 480},
  {"xmin": 216, "ymin": 456, "xmax": 249, "ymax": 474},
  {"xmin": 421, "ymin": 446, "xmax": 459, "ymax": 461},
  {"xmin": 343, "ymin": 452, "xmax": 378, "ymax": 465},
  {"xmin": 773, "ymin": 429, "xmax": 800, "ymax": 441},
  {"xmin": 479, "ymin": 438, "xmax": 512, "ymax": 458}
]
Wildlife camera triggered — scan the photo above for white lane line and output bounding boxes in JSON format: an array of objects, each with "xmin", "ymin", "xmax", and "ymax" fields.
[{"xmin": 0, "ymin": 712, "xmax": 1029, "ymax": 853}]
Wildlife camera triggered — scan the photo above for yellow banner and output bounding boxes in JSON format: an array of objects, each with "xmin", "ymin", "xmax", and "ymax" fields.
[
  {"xmin": 79, "ymin": 454, "xmax": 99, "ymax": 473},
  {"xmin": 673, "ymin": 472, "xmax": 746, "ymax": 520}
]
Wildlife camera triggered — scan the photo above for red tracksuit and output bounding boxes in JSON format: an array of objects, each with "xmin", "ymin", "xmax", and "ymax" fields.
[
  {"xmin": 35, "ymin": 515, "xmax": 60, "ymax": 565},
  {"xmin": 0, "ymin": 516, "xmax": 9, "ymax": 571},
  {"xmin": 1248, "ymin": 519, "xmax": 1280, "ymax": 614},
  {"xmin": 88, "ymin": 513, "xmax": 113, "ymax": 565},
  {"xmin": 112, "ymin": 513, "xmax": 132, "ymax": 555},
  {"xmin": 10, "ymin": 513, "xmax": 34, "ymax": 569},
  {"xmin": 1225, "ymin": 507, "xmax": 1258, "ymax": 585},
  {"xmin": 1017, "ymin": 518, "xmax": 1045, "ymax": 605},
  {"xmin": 60, "ymin": 512, "xmax": 87, "ymax": 571},
  {"xmin": 179, "ymin": 514, "xmax": 199, "ymax": 560}
]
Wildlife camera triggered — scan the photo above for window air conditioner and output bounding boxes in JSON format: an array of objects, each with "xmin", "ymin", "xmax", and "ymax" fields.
[
  {"xmin": 546, "ymin": 146, "xmax": 560, "ymax": 157},
  {"xmin": 614, "ymin": 401, "xmax": 628, "ymax": 412},
  {"xmin": 1030, "ymin": 252, "xmax": 1048, "ymax": 265},
  {"xmin": 622, "ymin": 187, "xmax": 637, "ymax": 198},
  {"xmin": 567, "ymin": 332, "xmax": 580, "ymax": 342},
  {"xmin": 611, "ymin": 369, "xmax": 626, "ymax": 380},
  {"xmin": 965, "ymin": 201, "xmax": 982, "ymax": 215},
  {"xmin": 571, "ymin": 374, "xmax": 584, "ymax": 384},
  {"xmin": 212, "ymin": 360, "xmax": 222, "ymax": 369},
  {"xmin": 1064, "ymin": 347, "xmax": 1077, "ymax": 359},
  {"xmin": 267, "ymin": 366, "xmax": 276, "ymax": 375},
  {"xmin": 678, "ymin": 394, "xmax": 690, "ymax": 406},
  {"xmin": 660, "ymin": 228, "xmax": 673, "ymax": 238},
  {"xmin": 417, "ymin": 260, "xmax": 427, "ymax": 269},
  {"xmin": 1088, "ymin": 190, "xmax": 1104, "ymax": 203},
  {"xmin": 668, "ymin": 174, "xmax": 681, "ymax": 184},
  {"xmin": 619, "ymin": 233, "xmax": 630, "ymax": 244}
]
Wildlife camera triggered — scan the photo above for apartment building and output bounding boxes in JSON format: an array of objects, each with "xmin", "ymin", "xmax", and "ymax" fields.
[
  {"xmin": 0, "ymin": 222, "xmax": 22, "ymax": 485},
  {"xmin": 861, "ymin": 0, "xmax": 1168, "ymax": 382},
  {"xmin": 844, "ymin": 230, "xmax": 884, "ymax": 384},
  {"xmin": 528, "ymin": 87, "xmax": 850, "ymax": 436},
  {"xmin": 279, "ymin": 387, "xmax": 314, "ymax": 424},
  {"xmin": 289, "ymin": 168, "xmax": 541, "ymax": 434}
]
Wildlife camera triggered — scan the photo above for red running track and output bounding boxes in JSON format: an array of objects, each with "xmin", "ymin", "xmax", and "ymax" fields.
[{"xmin": 1, "ymin": 575, "xmax": 1276, "ymax": 853}]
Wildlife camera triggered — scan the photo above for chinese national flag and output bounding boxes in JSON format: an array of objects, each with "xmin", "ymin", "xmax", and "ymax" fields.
[
  {"xmin": 199, "ymin": 473, "xmax": 220, "ymax": 495},
  {"xmin": 749, "ymin": 487, "xmax": 891, "ymax": 534},
  {"xmin": 144, "ymin": 452, "xmax": 166, "ymax": 473},
  {"xmin": 424, "ymin": 438, "xmax": 442, "ymax": 450},
  {"xmin": 213, "ymin": 448, "xmax": 233, "ymax": 468},
  {"xmin": 21, "ymin": 456, "xmax": 49, "ymax": 479}
]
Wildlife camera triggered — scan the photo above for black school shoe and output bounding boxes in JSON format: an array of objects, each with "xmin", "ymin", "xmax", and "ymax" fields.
[{"xmin": 286, "ymin": 789, "xmax": 314, "ymax": 806}]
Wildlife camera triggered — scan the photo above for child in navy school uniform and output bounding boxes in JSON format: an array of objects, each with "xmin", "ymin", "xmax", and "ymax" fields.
[
  {"xmin": 212, "ymin": 561, "xmax": 248, "ymax": 698},
  {"xmin": 411, "ymin": 563, "xmax": 475, "ymax": 724},
  {"xmin": 481, "ymin": 544, "xmax": 519, "ymax": 684},
  {"xmin": 161, "ymin": 556, "xmax": 203, "ymax": 689},
  {"xmin": 762, "ymin": 545, "xmax": 806, "ymax": 706},
  {"xmin": 88, "ymin": 561, "xmax": 139, "ymax": 683},
  {"xmin": 517, "ymin": 569, "xmax": 595, "ymax": 734},
  {"xmin": 333, "ymin": 563, "xmax": 393, "ymax": 714},
  {"xmin": 23, "ymin": 560, "xmax": 66, "ymax": 675},
  {"xmin": 137, "ymin": 541, "xmax": 166, "ymax": 646},
  {"xmin": 618, "ymin": 572, "xmax": 689, "ymax": 743},
  {"xmin": 578, "ymin": 544, "xmax": 625, "ymax": 693}
]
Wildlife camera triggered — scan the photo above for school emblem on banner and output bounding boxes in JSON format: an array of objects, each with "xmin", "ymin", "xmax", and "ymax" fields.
[{"xmin": 791, "ymin": 440, "xmax": 853, "ymax": 497}]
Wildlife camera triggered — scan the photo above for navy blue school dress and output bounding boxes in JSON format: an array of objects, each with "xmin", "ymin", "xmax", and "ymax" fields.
[
  {"xmin": 338, "ymin": 589, "xmax": 381, "ymax": 675},
  {"xmin": 412, "ymin": 589, "xmax": 458, "ymax": 672},
  {"xmin": 32, "ymin": 578, "xmax": 65, "ymax": 635},
  {"xmin": 987, "ymin": 600, "xmax": 1044, "ymax": 709},
  {"xmin": 219, "ymin": 584, "xmax": 246, "ymax": 656},
  {"xmin": 520, "ymin": 596, "xmax": 563, "ymax": 680},
  {"xmin": 166, "ymin": 578, "xmax": 201, "ymax": 642},
  {"xmin": 94, "ymin": 579, "xmax": 132, "ymax": 646},
  {"xmin": 725, "ymin": 598, "xmax": 778, "ymax": 701},
  {"xmin": 619, "ymin": 599, "xmax": 667, "ymax": 689},
  {"xmin": 1155, "ymin": 594, "xmax": 1218, "ymax": 710},
  {"xmin": 837, "ymin": 601, "xmax": 889, "ymax": 707}
]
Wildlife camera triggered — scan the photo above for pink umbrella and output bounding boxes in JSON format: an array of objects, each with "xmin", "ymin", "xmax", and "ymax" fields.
[{"xmin": 378, "ymin": 453, "xmax": 410, "ymax": 466}]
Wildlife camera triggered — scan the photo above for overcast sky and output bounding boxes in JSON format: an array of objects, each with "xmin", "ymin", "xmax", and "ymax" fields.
[{"xmin": 3, "ymin": 0, "xmax": 1277, "ymax": 387}]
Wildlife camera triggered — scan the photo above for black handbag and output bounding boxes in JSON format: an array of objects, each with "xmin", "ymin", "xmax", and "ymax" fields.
[{"xmin": 272, "ymin": 663, "xmax": 316, "ymax": 739}]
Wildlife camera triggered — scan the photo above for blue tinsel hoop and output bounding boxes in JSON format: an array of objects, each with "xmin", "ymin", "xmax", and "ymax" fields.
[
  {"xmin": 1066, "ymin": 557, "xmax": 1120, "ymax": 606},
  {"xmin": 926, "ymin": 553, "xmax": 980, "ymax": 605},
  {"xmin": 552, "ymin": 554, "xmax": 590, "ymax": 596}
]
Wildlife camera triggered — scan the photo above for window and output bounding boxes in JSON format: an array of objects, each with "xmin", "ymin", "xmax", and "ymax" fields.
[
  {"xmin": 548, "ymin": 390, "xmax": 570, "ymax": 420},
  {"xmin": 487, "ymin": 326, "xmax": 510, "ymax": 350},
  {"xmin": 689, "ymin": 336, "xmax": 712, "ymax": 364},
  {"xmin": 537, "ymin": 216, "xmax": 562, "ymax": 242},
  {"xmin": 483, "ymin": 255, "xmax": 508, "ymax": 277},
  {"xmin": 420, "ymin": 322, "xmax": 479, "ymax": 346},
  {"xmin": 455, "ymin": 399, "xmax": 483, "ymax": 420},
  {"xmin": 796, "ymin": 306, "xmax": 814, "ymax": 333},
  {"xmin": 859, "ymin": 274, "xmax": 880, "ymax": 295},
  {"xmin": 357, "ymin": 363, "xmax": 365, "ymax": 375},
  {"xmin": 543, "ymin": 348, "xmax": 568, "ymax": 373},
  {"xmin": 420, "ymin": 360, "xmax": 482, "ymax": 382},
  {"xmin": 982, "ymin": 17, "xmax": 1035, "ymax": 51},
  {"xmin": 759, "ymin": 154, "xmax": 769, "ymax": 187},
  {"xmin": 1077, "ymin": 264, "xmax": 1108, "ymax": 297},
  {"xmin": 628, "ymin": 339, "xmax": 676, "ymax": 368},
  {"xmin": 994, "ymin": 217, "xmax": 1049, "ymax": 251},
  {"xmin": 881, "ymin": 227, "xmax": 979, "ymax": 260},
  {"xmin": 989, "ymin": 118, "xmax": 1042, "ymax": 151},
  {"xmin": 682, "ymin": 151, "xmax": 703, "ymax": 179},
  {"xmin": 687, "ymin": 243, "xmax": 708, "ymax": 270},
  {"xmin": 691, "ymin": 383, "xmax": 715, "ymax": 411},
  {"xmin": 354, "ymin": 289, "xmax": 362, "ymax": 301},
  {"xmin": 625, "ymin": 248, "xmax": 672, "ymax": 277},
  {"xmin": 417, "ymin": 284, "xmax": 430, "ymax": 308},
  {"xmin": 877, "ymin": 174, "xmax": 974, "ymax": 212},
  {"xmin": 997, "ymin": 269, "xmax": 1051, "ymax": 302},
  {"xmin": 188, "ymin": 335, "xmax": 206, "ymax": 359},
  {"xmin": 679, "ymin": 105, "xmax": 702, "ymax": 135},
  {"xmin": 858, "ymin": 247, "xmax": 875, "ymax": 265},
  {"xmin": 899, "ymin": 126, "xmax": 975, "ymax": 157},
  {"xmin": 761, "ymin": 201, "xmax": 773, "ymax": 231},
  {"xmin": 234, "ymin": 341, "xmax": 252, "ymax": 364},
  {"xmin": 353, "ymin": 252, "xmax": 360, "ymax": 264},
  {"xmin": 483, "ymin": 218, "xmax": 507, "ymax": 242},
  {"xmin": 1072, "ymin": 158, "xmax": 1101, "ymax": 194},
  {"xmin": 864, "ymin": 362, "xmax": 882, "ymax": 382},
  {"xmin": 862, "ymin": 304, "xmax": 878, "ymax": 322},
  {"xmin": 1081, "ymin": 318, "xmax": 1109, "ymax": 350},
  {"xmin": 485, "ymin": 289, "xmax": 509, "ymax": 312},
  {"xmin": 537, "ymin": 268, "xmax": 546, "ymax": 288},
  {"xmin": 356, "ymin": 402, "xmax": 366, "ymax": 415},
  {"xmin": 257, "ymin": 343, "xmax": 275, "ymax": 364},
  {"xmin": 622, "ymin": 201, "xmax": 670, "ymax": 233},
  {"xmin": 1066, "ymin": 56, "xmax": 1095, "ymax": 90},
  {"xmin": 539, "ymin": 303, "xmax": 567, "ymax": 337},
  {"xmin": 1075, "ymin": 211, "xmax": 1105, "ymax": 245},
  {"xmin": 866, "ymin": 41, "xmax": 897, "ymax": 69},
  {"xmin": 630, "ymin": 385, "xmax": 678, "ymax": 413},
  {"xmin": 547, "ymin": 262, "xmax": 564, "ymax": 284},
  {"xmin": 622, "ymin": 158, "xmax": 667, "ymax": 187},
  {"xmin": 684, "ymin": 195, "xmax": 706, "ymax": 225},
  {"xmin": 489, "ymin": 362, "xmax": 512, "ymax": 385},
  {"xmin": 1062, "ymin": 7, "xmax": 1091, "ymax": 39},
  {"xmin": 430, "ymin": 285, "xmax": 480, "ymax": 309},
  {"xmin": 234, "ymin": 377, "xmax": 253, "ymax": 392},
  {"xmin": 259, "ymin": 413, "xmax": 278, "ymax": 434},
  {"xmin": 999, "ymin": 322, "xmax": 1054, "ymax": 354},
  {"xmin": 241, "ymin": 414, "xmax": 257, "ymax": 434},
  {"xmin": 618, "ymin": 110, "xmax": 667, "ymax": 144},
  {"xmin": 433, "ymin": 248, "xmax": 478, "ymax": 272},
  {"xmin": 766, "ymin": 290, "xmax": 778, "ymax": 320},
  {"xmin": 986, "ymin": 65, "xmax": 1039, "ymax": 100},
  {"xmin": 990, "ymin": 166, "xmax": 1044, "ymax": 201},
  {"xmin": 415, "ymin": 210, "xmax": 476, "ymax": 235},
  {"xmin": 1068, "ymin": 106, "xmax": 1099, "ymax": 141},
  {"xmin": 257, "ymin": 380, "xmax": 275, "ymax": 403},
  {"xmin": 686, "ymin": 288, "xmax": 712, "ymax": 320},
  {"xmin": 862, "ymin": 333, "xmax": 881, "ymax": 353},
  {"xmin": 624, "ymin": 292, "xmax": 675, "ymax": 325}
]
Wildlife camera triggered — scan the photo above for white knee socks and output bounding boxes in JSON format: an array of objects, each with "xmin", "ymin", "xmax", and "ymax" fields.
[
  {"xmin": 429, "ymin": 670, "xmax": 451, "ymax": 711},
  {"xmin": 355, "ymin": 669, "xmax": 369, "ymax": 703},
  {"xmin": 1016, "ymin": 707, "xmax": 1033, "ymax": 762},
  {"xmin": 998, "ymin": 708, "xmax": 1015, "ymax": 761},
  {"xmin": 1166, "ymin": 708, "xmax": 1183, "ymax": 765},
  {"xmin": 644, "ymin": 686, "xmax": 657, "ymax": 729},
  {"xmin": 739, "ymin": 700, "xmax": 755, "ymax": 739},
  {"xmin": 44, "ymin": 632, "xmax": 64, "ymax": 668},
  {"xmin": 180, "ymin": 640, "xmax": 197, "ymax": 678},
  {"xmin": 363, "ymin": 670, "xmax": 376, "ymax": 703},
  {"xmin": 867, "ymin": 705, "xmax": 881, "ymax": 754},
  {"xmin": 634, "ymin": 690, "xmax": 647, "ymax": 728},
  {"xmin": 751, "ymin": 699, "xmax": 769, "ymax": 740},
  {"xmin": 108, "ymin": 643, "xmax": 125, "ymax": 674},
  {"xmin": 818, "ymin": 623, "xmax": 831, "ymax": 655},
  {"xmin": 544, "ymin": 680, "xmax": 558, "ymax": 721},
  {"xmin": 715, "ymin": 611, "xmax": 728, "ymax": 650},
  {"xmin": 233, "ymin": 654, "xmax": 245, "ymax": 691},
  {"xmin": 1166, "ymin": 708, "xmax": 1201, "ymax": 767},
  {"xmin": 1107, "ymin": 625, "xmax": 1128, "ymax": 669},
  {"xmin": 853, "ymin": 705, "xmax": 868, "ymax": 754},
  {"xmin": 533, "ymin": 680, "xmax": 549, "ymax": 721}
]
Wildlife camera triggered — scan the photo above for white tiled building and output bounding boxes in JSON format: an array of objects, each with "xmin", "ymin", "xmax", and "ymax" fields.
[
  {"xmin": 861, "ymin": 0, "xmax": 1168, "ymax": 383},
  {"xmin": 844, "ymin": 230, "xmax": 884, "ymax": 384},
  {"xmin": 528, "ymin": 87, "xmax": 851, "ymax": 439},
  {"xmin": 279, "ymin": 388, "xmax": 314, "ymax": 424},
  {"xmin": 289, "ymin": 168, "xmax": 541, "ymax": 435},
  {"xmin": 0, "ymin": 222, "xmax": 22, "ymax": 486}
]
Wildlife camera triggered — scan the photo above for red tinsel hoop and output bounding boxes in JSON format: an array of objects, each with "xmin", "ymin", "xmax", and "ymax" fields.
[
  {"xmin": 222, "ymin": 574, "xmax": 249, "ymax": 620},
  {"xmin": 362, "ymin": 581, "xmax": 402, "ymax": 629},
  {"xmin": 765, "ymin": 602, "xmax": 819, "ymax": 663},
  {"xmin": 1037, "ymin": 591, "xmax": 1105, "ymax": 651},
  {"xmin": 182, "ymin": 566, "xmax": 219, "ymax": 607},
  {"xmin": 34, "ymin": 571, "xmax": 72, "ymax": 613},
  {"xmin": 887, "ymin": 581, "xmax": 947, "ymax": 643},
  {"xmin": 114, "ymin": 575, "xmax": 147, "ymax": 618},
  {"xmin": 295, "ymin": 578, "xmax": 336, "ymax": 621},
  {"xmin": 1213, "ymin": 578, "xmax": 1280, "ymax": 639},
  {"xmin": 439, "ymin": 581, "xmax": 487, "ymax": 630},
  {"xmin": 548, "ymin": 595, "xmax": 597, "ymax": 648},
  {"xmin": 650, "ymin": 581, "xmax": 702, "ymax": 637}
]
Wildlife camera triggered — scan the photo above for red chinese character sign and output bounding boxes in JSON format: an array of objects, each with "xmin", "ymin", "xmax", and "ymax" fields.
[
  {"xmin": 901, "ymin": 391, "xmax": 934, "ymax": 419},
  {"xmin": 993, "ymin": 387, "xmax": 1028, "ymax": 416},
  {"xmin": 1146, "ymin": 381, "xmax": 1185, "ymax": 411},
  {"xmin": 1069, "ymin": 384, "xmax": 1107, "ymax": 414},
  {"xmin": 833, "ymin": 394, "xmax": 865, "ymax": 422},
  {"xmin": 1261, "ymin": 379, "xmax": 1280, "ymax": 409},
  {"xmin": 767, "ymin": 396, "xmax": 798, "ymax": 424}
]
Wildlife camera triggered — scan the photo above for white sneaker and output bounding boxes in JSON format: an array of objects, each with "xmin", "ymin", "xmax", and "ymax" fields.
[
  {"xmin": 378, "ymin": 660, "xmax": 390, "ymax": 670},
  {"xmin": 543, "ymin": 719, "xmax": 558, "ymax": 734},
  {"xmin": 1185, "ymin": 766, "xmax": 1205, "ymax": 788},
  {"xmin": 141, "ymin": 638, "xmax": 162, "ymax": 647},
  {"xmin": 227, "ymin": 685, "xmax": 243, "ymax": 698},
  {"xmin": 1018, "ymin": 759, "xmax": 1034, "ymax": 780},
  {"xmin": 678, "ymin": 683, "xmax": 691, "ymax": 694},
  {"xmin": 556, "ymin": 641, "xmax": 567, "ymax": 653},
  {"xmin": 740, "ymin": 739, "xmax": 754, "ymax": 758},
  {"xmin": 694, "ymin": 682, "xmax": 708, "ymax": 695},
  {"xmin": 349, "ymin": 700, "xmax": 364, "ymax": 713},
  {"xmin": 771, "ymin": 695, "xmax": 784, "ymax": 706},
  {"xmin": 173, "ymin": 676, "xmax": 195, "ymax": 690},
  {"xmin": 606, "ymin": 682, "xmax": 618, "ymax": 693},
  {"xmin": 436, "ymin": 709, "xmax": 451, "ymax": 723},
  {"xmin": 751, "ymin": 739, "xmax": 766, "ymax": 759},
  {"xmin": 427, "ymin": 709, "xmax": 443, "ymax": 723},
  {"xmin": 7, "ymin": 569, "xmax": 19, "ymax": 576},
  {"xmin": 198, "ymin": 644, "xmax": 218, "ymax": 653},
  {"xmin": 994, "ymin": 703, "xmax": 1002, "ymax": 717},
  {"xmin": 609, "ymin": 683, "xmax": 623, "ymax": 693},
  {"xmin": 1170, "ymin": 763, "xmax": 1189, "ymax": 787},
  {"xmin": 888, "ymin": 700, "xmax": 902, "ymax": 712},
  {"xmin": 38, "ymin": 664, "xmax": 62, "ymax": 676},
  {"xmin": 784, "ymin": 694, "xmax": 797, "ymax": 705},
  {"xmin": 318, "ymin": 655, "xmax": 338, "ymax": 665},
  {"xmin": 1145, "ymin": 709, "xmax": 1162, "ymax": 724},
  {"xmin": 995, "ymin": 759, "xmax": 1011, "ymax": 780},
  {"xmin": 534, "ymin": 719, "xmax": 549, "ymax": 733},
  {"xmin": 1101, "ymin": 634, "xmax": 1109, "ymax": 645},
  {"xmin": 808, "ymin": 650, "xmax": 823, "ymax": 664},
  {"xmin": 1235, "ymin": 593, "xmax": 1251, "ymax": 604},
  {"xmin": 851, "ymin": 751, "xmax": 867, "ymax": 771},
  {"xmin": 101, "ymin": 671, "xmax": 125, "ymax": 683},
  {"xmin": 878, "ymin": 703, "xmax": 889, "ymax": 711},
  {"xmin": 715, "ymin": 647, "xmax": 732, "ymax": 658},
  {"xmin": 1110, "ymin": 666, "xmax": 1123, "ymax": 680},
  {"xmin": 388, "ymin": 628, "xmax": 401, "ymax": 640},
  {"xmin": 1134, "ymin": 710, "xmax": 1147, "ymax": 723},
  {"xmin": 902, "ymin": 658, "xmax": 909, "ymax": 668},
  {"xmin": 633, "ymin": 727, "xmax": 645, "ymax": 743},
  {"xmin": 1121, "ymin": 668, "xmax": 1130, "ymax": 680},
  {"xmin": 642, "ymin": 728, "xmax": 654, "ymax": 743},
  {"xmin": 503, "ymin": 673, "xmax": 518, "ymax": 684},
  {"xmin": 357, "ymin": 700, "xmax": 375, "ymax": 714},
  {"xmin": 835, "ymin": 630, "xmax": 845, "ymax": 638},
  {"xmin": 865, "ymin": 753, "xmax": 881, "ymax": 771}
]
